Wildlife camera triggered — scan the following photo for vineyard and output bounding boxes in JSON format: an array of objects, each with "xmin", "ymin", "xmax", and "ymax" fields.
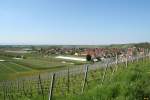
[
  {"xmin": 0, "ymin": 53, "xmax": 150, "ymax": 100},
  {"xmin": 0, "ymin": 0, "xmax": 150, "ymax": 99}
]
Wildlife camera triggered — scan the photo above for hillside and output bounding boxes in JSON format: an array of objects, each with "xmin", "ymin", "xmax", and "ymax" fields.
[
  {"xmin": 0, "ymin": 56, "xmax": 150, "ymax": 100},
  {"xmin": 58, "ymin": 59, "xmax": 150, "ymax": 100}
]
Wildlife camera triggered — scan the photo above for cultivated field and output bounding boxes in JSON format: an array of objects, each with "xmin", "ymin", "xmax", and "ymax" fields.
[{"xmin": 0, "ymin": 51, "xmax": 86, "ymax": 80}]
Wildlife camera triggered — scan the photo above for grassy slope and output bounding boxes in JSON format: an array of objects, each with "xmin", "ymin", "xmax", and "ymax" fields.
[
  {"xmin": 21, "ymin": 59, "xmax": 150, "ymax": 100},
  {"xmin": 57, "ymin": 59, "xmax": 150, "ymax": 100},
  {"xmin": 0, "ymin": 59, "xmax": 149, "ymax": 100}
]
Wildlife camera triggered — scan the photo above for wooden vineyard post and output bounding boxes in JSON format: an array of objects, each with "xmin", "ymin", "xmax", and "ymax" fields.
[
  {"xmin": 143, "ymin": 51, "xmax": 145, "ymax": 62},
  {"xmin": 116, "ymin": 54, "xmax": 118, "ymax": 65},
  {"xmin": 49, "ymin": 73, "xmax": 55, "ymax": 100},
  {"xmin": 142, "ymin": 54, "xmax": 144, "ymax": 63},
  {"xmin": 125, "ymin": 57, "xmax": 128, "ymax": 68},
  {"xmin": 10, "ymin": 81, "xmax": 13, "ymax": 100},
  {"xmin": 149, "ymin": 51, "xmax": 150, "ymax": 60},
  {"xmin": 142, "ymin": 49, "xmax": 145, "ymax": 62},
  {"xmin": 22, "ymin": 80, "xmax": 26, "ymax": 96},
  {"xmin": 144, "ymin": 49, "xmax": 146, "ymax": 59},
  {"xmin": 110, "ymin": 61, "xmax": 117, "ymax": 82},
  {"xmin": 16, "ymin": 80, "xmax": 20, "ymax": 99},
  {"xmin": 131, "ymin": 56, "xmax": 134, "ymax": 63},
  {"xmin": 5, "ymin": 82, "xmax": 8, "ymax": 100},
  {"xmin": 136, "ymin": 54, "xmax": 139, "ymax": 62},
  {"xmin": 111, "ymin": 64, "xmax": 115, "ymax": 76},
  {"xmin": 146, "ymin": 49, "xmax": 149, "ymax": 59},
  {"xmin": 148, "ymin": 49, "xmax": 149, "ymax": 59},
  {"xmin": 28, "ymin": 81, "xmax": 31, "ymax": 97},
  {"xmin": 101, "ymin": 63, "xmax": 108, "ymax": 85},
  {"xmin": 2, "ymin": 82, "xmax": 6, "ymax": 100},
  {"xmin": 115, "ymin": 54, "xmax": 118, "ymax": 71},
  {"xmin": 67, "ymin": 67, "xmax": 70, "ymax": 93},
  {"xmin": 82, "ymin": 65, "xmax": 89, "ymax": 94},
  {"xmin": 38, "ymin": 74, "xmax": 44, "ymax": 100}
]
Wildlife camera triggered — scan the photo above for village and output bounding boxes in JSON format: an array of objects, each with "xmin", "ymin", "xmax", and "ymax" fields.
[
  {"xmin": 0, "ymin": 45, "xmax": 147, "ymax": 62},
  {"xmin": 34, "ymin": 46, "xmax": 146, "ymax": 62}
]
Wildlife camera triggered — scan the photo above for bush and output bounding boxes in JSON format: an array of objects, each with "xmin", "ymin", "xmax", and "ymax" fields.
[{"xmin": 86, "ymin": 54, "xmax": 92, "ymax": 61}]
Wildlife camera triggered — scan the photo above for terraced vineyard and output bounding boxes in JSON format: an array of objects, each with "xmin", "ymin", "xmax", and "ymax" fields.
[{"xmin": 0, "ymin": 54, "xmax": 149, "ymax": 100}]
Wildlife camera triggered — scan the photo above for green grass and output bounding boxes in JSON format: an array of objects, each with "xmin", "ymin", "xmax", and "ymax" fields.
[
  {"xmin": 0, "ymin": 53, "xmax": 86, "ymax": 80},
  {"xmin": 0, "ymin": 59, "xmax": 149, "ymax": 100},
  {"xmin": 59, "ymin": 59, "xmax": 150, "ymax": 100},
  {"xmin": 0, "ymin": 61, "xmax": 34, "ymax": 80},
  {"xmin": 0, "ymin": 52, "xmax": 149, "ymax": 100}
]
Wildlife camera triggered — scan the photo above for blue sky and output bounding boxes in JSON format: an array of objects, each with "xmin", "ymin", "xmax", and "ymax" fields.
[{"xmin": 0, "ymin": 0, "xmax": 150, "ymax": 45}]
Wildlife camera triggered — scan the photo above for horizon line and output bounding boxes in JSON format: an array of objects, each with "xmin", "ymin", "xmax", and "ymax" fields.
[{"xmin": 0, "ymin": 42, "xmax": 149, "ymax": 46}]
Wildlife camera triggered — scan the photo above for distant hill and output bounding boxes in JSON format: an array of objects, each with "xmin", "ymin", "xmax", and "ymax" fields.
[
  {"xmin": 0, "ymin": 42, "xmax": 149, "ymax": 48},
  {"xmin": 133, "ymin": 42, "xmax": 150, "ymax": 48}
]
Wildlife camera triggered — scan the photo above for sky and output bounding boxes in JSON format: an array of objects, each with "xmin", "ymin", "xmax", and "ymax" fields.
[{"xmin": 0, "ymin": 0, "xmax": 150, "ymax": 45}]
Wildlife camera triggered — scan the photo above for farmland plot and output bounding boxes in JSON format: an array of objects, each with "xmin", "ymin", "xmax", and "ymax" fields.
[{"xmin": 0, "ymin": 54, "xmax": 86, "ymax": 80}]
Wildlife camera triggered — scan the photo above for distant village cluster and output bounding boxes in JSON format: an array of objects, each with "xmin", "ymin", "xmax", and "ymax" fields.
[
  {"xmin": 0, "ymin": 44, "xmax": 148, "ymax": 62},
  {"xmin": 37, "ymin": 47, "xmax": 147, "ymax": 62}
]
